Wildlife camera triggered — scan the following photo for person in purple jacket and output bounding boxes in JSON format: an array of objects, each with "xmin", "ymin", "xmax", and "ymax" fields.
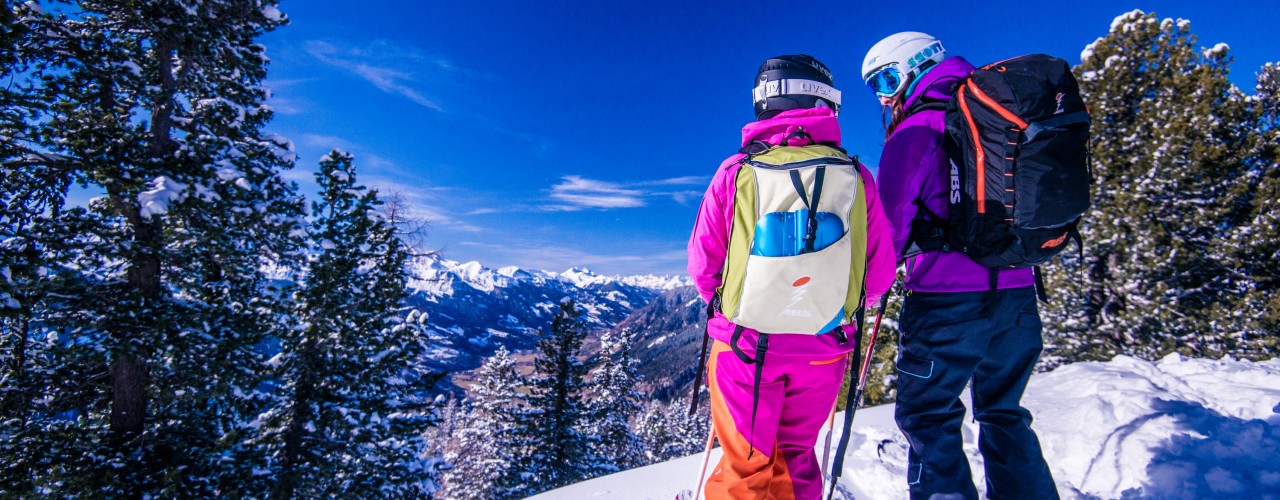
[{"xmin": 861, "ymin": 33, "xmax": 1059, "ymax": 499}]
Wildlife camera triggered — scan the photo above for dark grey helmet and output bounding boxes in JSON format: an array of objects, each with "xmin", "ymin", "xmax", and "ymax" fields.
[{"xmin": 753, "ymin": 54, "xmax": 841, "ymax": 120}]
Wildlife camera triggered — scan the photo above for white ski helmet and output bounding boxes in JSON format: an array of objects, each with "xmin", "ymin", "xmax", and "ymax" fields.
[{"xmin": 861, "ymin": 32, "xmax": 946, "ymax": 98}]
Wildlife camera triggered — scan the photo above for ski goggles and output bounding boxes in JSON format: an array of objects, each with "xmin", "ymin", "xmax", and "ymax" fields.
[{"xmin": 865, "ymin": 64, "xmax": 906, "ymax": 98}]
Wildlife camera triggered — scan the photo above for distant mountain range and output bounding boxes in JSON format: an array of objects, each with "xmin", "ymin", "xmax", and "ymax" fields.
[{"xmin": 402, "ymin": 256, "xmax": 703, "ymax": 400}]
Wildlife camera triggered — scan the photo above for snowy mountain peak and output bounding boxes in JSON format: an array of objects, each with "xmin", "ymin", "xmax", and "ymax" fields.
[
  {"xmin": 496, "ymin": 265, "xmax": 526, "ymax": 278},
  {"xmin": 406, "ymin": 255, "xmax": 690, "ymax": 296},
  {"xmin": 559, "ymin": 267, "xmax": 608, "ymax": 288},
  {"xmin": 457, "ymin": 260, "xmax": 484, "ymax": 276},
  {"xmin": 615, "ymin": 274, "xmax": 691, "ymax": 291}
]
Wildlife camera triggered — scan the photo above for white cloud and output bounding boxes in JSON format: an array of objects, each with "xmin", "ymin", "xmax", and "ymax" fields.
[
  {"xmin": 262, "ymin": 78, "xmax": 316, "ymax": 115},
  {"xmin": 279, "ymin": 167, "xmax": 315, "ymax": 184},
  {"xmin": 287, "ymin": 134, "xmax": 481, "ymax": 233},
  {"xmin": 544, "ymin": 175, "xmax": 707, "ymax": 211},
  {"xmin": 264, "ymin": 95, "xmax": 307, "ymax": 116},
  {"xmin": 364, "ymin": 179, "xmax": 482, "ymax": 232},
  {"xmin": 634, "ymin": 176, "xmax": 708, "ymax": 187},
  {"xmin": 298, "ymin": 133, "xmax": 356, "ymax": 150},
  {"xmin": 549, "ymin": 176, "xmax": 645, "ymax": 210},
  {"xmin": 306, "ymin": 40, "xmax": 444, "ymax": 111}
]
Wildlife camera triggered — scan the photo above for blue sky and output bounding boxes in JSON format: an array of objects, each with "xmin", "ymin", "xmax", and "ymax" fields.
[{"xmin": 259, "ymin": 0, "xmax": 1279, "ymax": 276}]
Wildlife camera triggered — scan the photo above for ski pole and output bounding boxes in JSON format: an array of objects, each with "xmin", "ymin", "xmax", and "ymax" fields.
[
  {"xmin": 827, "ymin": 294, "xmax": 888, "ymax": 500},
  {"xmin": 818, "ymin": 355, "xmax": 850, "ymax": 480},
  {"xmin": 689, "ymin": 298, "xmax": 717, "ymax": 417},
  {"xmin": 852, "ymin": 298, "xmax": 888, "ymax": 411},
  {"xmin": 692, "ymin": 425, "xmax": 717, "ymax": 500},
  {"xmin": 818, "ymin": 403, "xmax": 836, "ymax": 479}
]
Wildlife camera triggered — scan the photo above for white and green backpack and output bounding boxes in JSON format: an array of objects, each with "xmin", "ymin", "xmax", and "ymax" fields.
[
  {"xmin": 717, "ymin": 135, "xmax": 869, "ymax": 336},
  {"xmin": 687, "ymin": 133, "xmax": 872, "ymax": 464}
]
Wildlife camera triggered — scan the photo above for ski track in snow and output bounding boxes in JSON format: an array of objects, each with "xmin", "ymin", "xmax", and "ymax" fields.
[{"xmin": 532, "ymin": 354, "xmax": 1280, "ymax": 500}]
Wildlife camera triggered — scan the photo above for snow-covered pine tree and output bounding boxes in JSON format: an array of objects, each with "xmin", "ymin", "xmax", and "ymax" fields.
[
  {"xmin": 662, "ymin": 398, "xmax": 711, "ymax": 460},
  {"xmin": 440, "ymin": 346, "xmax": 526, "ymax": 500},
  {"xmin": 631, "ymin": 398, "xmax": 709, "ymax": 464},
  {"xmin": 583, "ymin": 329, "xmax": 645, "ymax": 476},
  {"xmin": 265, "ymin": 150, "xmax": 440, "ymax": 498},
  {"xmin": 425, "ymin": 393, "xmax": 461, "ymax": 460},
  {"xmin": 2, "ymin": 1, "xmax": 305, "ymax": 495},
  {"xmin": 520, "ymin": 299, "xmax": 594, "ymax": 494},
  {"xmin": 0, "ymin": 6, "xmax": 58, "ymax": 491},
  {"xmin": 1042, "ymin": 11, "xmax": 1260, "ymax": 362},
  {"xmin": 633, "ymin": 400, "xmax": 675, "ymax": 464},
  {"xmin": 682, "ymin": 398, "xmax": 713, "ymax": 456},
  {"xmin": 1222, "ymin": 62, "xmax": 1280, "ymax": 357}
]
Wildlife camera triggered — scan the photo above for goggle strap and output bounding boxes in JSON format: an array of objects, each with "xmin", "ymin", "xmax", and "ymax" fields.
[{"xmin": 752, "ymin": 79, "xmax": 842, "ymax": 107}]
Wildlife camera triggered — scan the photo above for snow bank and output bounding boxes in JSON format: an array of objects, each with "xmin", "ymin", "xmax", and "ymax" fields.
[
  {"xmin": 1035, "ymin": 354, "xmax": 1280, "ymax": 498},
  {"xmin": 535, "ymin": 354, "xmax": 1280, "ymax": 499}
]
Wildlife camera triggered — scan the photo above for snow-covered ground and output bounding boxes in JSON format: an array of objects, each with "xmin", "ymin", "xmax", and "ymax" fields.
[{"xmin": 533, "ymin": 354, "xmax": 1280, "ymax": 499}]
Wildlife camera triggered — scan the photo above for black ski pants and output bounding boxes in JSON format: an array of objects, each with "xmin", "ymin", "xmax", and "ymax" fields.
[{"xmin": 893, "ymin": 287, "xmax": 1058, "ymax": 500}]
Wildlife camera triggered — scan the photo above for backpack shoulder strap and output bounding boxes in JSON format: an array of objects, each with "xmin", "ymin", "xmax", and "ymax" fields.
[
  {"xmin": 738, "ymin": 140, "xmax": 774, "ymax": 156},
  {"xmin": 905, "ymin": 98, "xmax": 948, "ymax": 116},
  {"xmin": 900, "ymin": 200, "xmax": 951, "ymax": 260}
]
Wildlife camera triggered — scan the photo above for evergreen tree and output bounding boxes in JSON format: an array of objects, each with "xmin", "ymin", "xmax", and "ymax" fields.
[
  {"xmin": 0, "ymin": 4, "xmax": 54, "ymax": 492},
  {"xmin": 440, "ymin": 346, "xmax": 525, "ymax": 500},
  {"xmin": 583, "ymin": 329, "xmax": 645, "ymax": 475},
  {"xmin": 264, "ymin": 150, "xmax": 440, "ymax": 497},
  {"xmin": 425, "ymin": 393, "xmax": 462, "ymax": 462},
  {"xmin": 520, "ymin": 300, "xmax": 594, "ymax": 493},
  {"xmin": 1042, "ymin": 11, "xmax": 1262, "ymax": 361},
  {"xmin": 2, "ymin": 1, "xmax": 304, "ymax": 494},
  {"xmin": 667, "ymin": 397, "xmax": 712, "ymax": 460},
  {"xmin": 633, "ymin": 401, "xmax": 675, "ymax": 464},
  {"xmin": 632, "ymin": 399, "xmax": 710, "ymax": 464},
  {"xmin": 1222, "ymin": 62, "xmax": 1280, "ymax": 357}
]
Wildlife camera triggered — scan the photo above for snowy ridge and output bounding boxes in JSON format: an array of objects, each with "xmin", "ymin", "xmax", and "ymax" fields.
[
  {"xmin": 536, "ymin": 354, "xmax": 1280, "ymax": 499},
  {"xmin": 405, "ymin": 255, "xmax": 690, "ymax": 297}
]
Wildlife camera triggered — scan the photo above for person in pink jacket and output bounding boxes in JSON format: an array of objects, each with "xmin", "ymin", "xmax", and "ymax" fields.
[{"xmin": 687, "ymin": 54, "xmax": 896, "ymax": 500}]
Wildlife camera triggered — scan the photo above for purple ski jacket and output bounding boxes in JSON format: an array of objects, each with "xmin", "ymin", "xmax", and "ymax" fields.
[
  {"xmin": 687, "ymin": 107, "xmax": 896, "ymax": 357},
  {"xmin": 878, "ymin": 56, "xmax": 1034, "ymax": 292}
]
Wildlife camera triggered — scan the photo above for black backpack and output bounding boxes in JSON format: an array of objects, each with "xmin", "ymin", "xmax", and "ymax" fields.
[{"xmin": 906, "ymin": 54, "xmax": 1091, "ymax": 270}]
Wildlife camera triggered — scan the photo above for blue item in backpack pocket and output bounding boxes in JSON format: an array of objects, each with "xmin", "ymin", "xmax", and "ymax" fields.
[{"xmin": 751, "ymin": 209, "xmax": 845, "ymax": 257}]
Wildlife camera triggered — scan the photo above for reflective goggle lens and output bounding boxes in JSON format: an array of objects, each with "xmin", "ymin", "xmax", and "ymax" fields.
[{"xmin": 866, "ymin": 65, "xmax": 904, "ymax": 97}]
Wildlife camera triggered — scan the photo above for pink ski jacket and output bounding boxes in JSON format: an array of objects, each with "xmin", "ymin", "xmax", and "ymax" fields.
[{"xmin": 687, "ymin": 107, "xmax": 896, "ymax": 357}]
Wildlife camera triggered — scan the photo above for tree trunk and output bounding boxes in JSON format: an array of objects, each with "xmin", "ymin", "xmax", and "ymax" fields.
[
  {"xmin": 113, "ymin": 210, "xmax": 160, "ymax": 442},
  {"xmin": 106, "ymin": 33, "xmax": 178, "ymax": 445},
  {"xmin": 109, "ymin": 354, "xmax": 148, "ymax": 439},
  {"xmin": 276, "ymin": 341, "xmax": 317, "ymax": 499},
  {"xmin": 2, "ymin": 316, "xmax": 29, "ymax": 419}
]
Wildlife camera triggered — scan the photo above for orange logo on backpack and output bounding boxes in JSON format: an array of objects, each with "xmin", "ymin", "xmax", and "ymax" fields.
[{"xmin": 1041, "ymin": 232, "xmax": 1069, "ymax": 249}]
